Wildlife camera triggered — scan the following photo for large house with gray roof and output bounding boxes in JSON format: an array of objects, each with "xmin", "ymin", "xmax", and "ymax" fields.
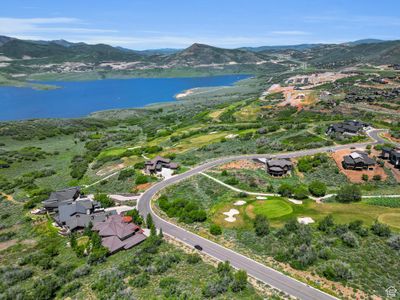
[
  {"xmin": 342, "ymin": 151, "xmax": 376, "ymax": 170},
  {"xmin": 326, "ymin": 120, "xmax": 370, "ymax": 136},
  {"xmin": 54, "ymin": 198, "xmax": 114, "ymax": 231},
  {"xmin": 381, "ymin": 147, "xmax": 400, "ymax": 168},
  {"xmin": 266, "ymin": 158, "xmax": 293, "ymax": 176},
  {"xmin": 43, "ymin": 187, "xmax": 81, "ymax": 211},
  {"xmin": 93, "ymin": 214, "xmax": 146, "ymax": 254},
  {"xmin": 144, "ymin": 156, "xmax": 179, "ymax": 175}
]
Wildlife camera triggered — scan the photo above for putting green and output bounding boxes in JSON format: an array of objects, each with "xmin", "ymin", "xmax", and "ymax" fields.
[
  {"xmin": 251, "ymin": 199, "xmax": 293, "ymax": 219},
  {"xmin": 378, "ymin": 213, "xmax": 400, "ymax": 229}
]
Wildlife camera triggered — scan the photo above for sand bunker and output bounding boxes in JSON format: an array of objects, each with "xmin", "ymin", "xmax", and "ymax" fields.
[
  {"xmin": 223, "ymin": 209, "xmax": 240, "ymax": 222},
  {"xmin": 297, "ymin": 217, "xmax": 315, "ymax": 225},
  {"xmin": 234, "ymin": 200, "xmax": 246, "ymax": 206},
  {"xmin": 256, "ymin": 196, "xmax": 267, "ymax": 200}
]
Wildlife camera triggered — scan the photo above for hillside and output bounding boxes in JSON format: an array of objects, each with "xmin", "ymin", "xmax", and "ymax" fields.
[
  {"xmin": 305, "ymin": 40, "xmax": 400, "ymax": 67},
  {"xmin": 1, "ymin": 35, "xmax": 400, "ymax": 86},
  {"xmin": 0, "ymin": 36, "xmax": 145, "ymax": 62}
]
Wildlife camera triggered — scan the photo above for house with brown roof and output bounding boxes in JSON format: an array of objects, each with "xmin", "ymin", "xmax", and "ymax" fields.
[
  {"xmin": 144, "ymin": 156, "xmax": 179, "ymax": 175},
  {"xmin": 93, "ymin": 214, "xmax": 146, "ymax": 254}
]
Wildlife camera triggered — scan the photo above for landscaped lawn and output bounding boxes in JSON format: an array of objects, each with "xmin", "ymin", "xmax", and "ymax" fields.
[
  {"xmin": 209, "ymin": 193, "xmax": 400, "ymax": 230},
  {"xmin": 250, "ymin": 199, "xmax": 293, "ymax": 219}
]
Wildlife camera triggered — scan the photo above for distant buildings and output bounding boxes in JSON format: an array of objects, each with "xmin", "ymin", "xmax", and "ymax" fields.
[
  {"xmin": 266, "ymin": 159, "xmax": 293, "ymax": 176},
  {"xmin": 342, "ymin": 151, "xmax": 376, "ymax": 170},
  {"xmin": 144, "ymin": 156, "xmax": 179, "ymax": 175},
  {"xmin": 93, "ymin": 214, "xmax": 146, "ymax": 254},
  {"xmin": 381, "ymin": 147, "xmax": 400, "ymax": 168},
  {"xmin": 326, "ymin": 120, "xmax": 370, "ymax": 136}
]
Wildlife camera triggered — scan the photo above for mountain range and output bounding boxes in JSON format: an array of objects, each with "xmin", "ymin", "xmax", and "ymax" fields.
[{"xmin": 0, "ymin": 35, "xmax": 399, "ymax": 73}]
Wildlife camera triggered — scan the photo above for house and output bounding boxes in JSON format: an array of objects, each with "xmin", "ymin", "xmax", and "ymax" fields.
[
  {"xmin": 93, "ymin": 214, "xmax": 146, "ymax": 254},
  {"xmin": 54, "ymin": 198, "xmax": 114, "ymax": 231},
  {"xmin": 342, "ymin": 151, "xmax": 376, "ymax": 170},
  {"xmin": 144, "ymin": 156, "xmax": 179, "ymax": 175},
  {"xmin": 43, "ymin": 187, "xmax": 81, "ymax": 211},
  {"xmin": 326, "ymin": 120, "xmax": 370, "ymax": 136},
  {"xmin": 381, "ymin": 147, "xmax": 400, "ymax": 168},
  {"xmin": 266, "ymin": 159, "xmax": 293, "ymax": 176}
]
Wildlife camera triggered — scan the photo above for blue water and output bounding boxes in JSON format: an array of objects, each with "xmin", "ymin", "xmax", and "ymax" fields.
[{"xmin": 0, "ymin": 75, "xmax": 250, "ymax": 120}]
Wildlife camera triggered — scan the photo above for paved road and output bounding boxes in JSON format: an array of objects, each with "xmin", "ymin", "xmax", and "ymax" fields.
[{"xmin": 137, "ymin": 129, "xmax": 387, "ymax": 300}]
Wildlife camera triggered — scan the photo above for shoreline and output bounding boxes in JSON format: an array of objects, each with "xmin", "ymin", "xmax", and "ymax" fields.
[{"xmin": 0, "ymin": 74, "xmax": 253, "ymax": 122}]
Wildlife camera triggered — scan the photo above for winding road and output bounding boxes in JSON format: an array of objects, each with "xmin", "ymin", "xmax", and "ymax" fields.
[{"xmin": 137, "ymin": 129, "xmax": 390, "ymax": 300}]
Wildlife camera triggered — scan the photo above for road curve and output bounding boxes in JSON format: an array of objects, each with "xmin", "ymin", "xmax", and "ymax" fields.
[{"xmin": 137, "ymin": 129, "xmax": 386, "ymax": 300}]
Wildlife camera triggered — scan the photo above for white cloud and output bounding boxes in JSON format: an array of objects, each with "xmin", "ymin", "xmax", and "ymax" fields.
[{"xmin": 0, "ymin": 17, "xmax": 115, "ymax": 37}]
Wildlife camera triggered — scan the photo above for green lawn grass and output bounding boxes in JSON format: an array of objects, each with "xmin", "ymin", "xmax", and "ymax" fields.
[{"xmin": 251, "ymin": 199, "xmax": 293, "ymax": 219}]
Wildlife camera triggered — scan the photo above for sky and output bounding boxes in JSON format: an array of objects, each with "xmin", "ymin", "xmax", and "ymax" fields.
[{"xmin": 1, "ymin": 0, "xmax": 400, "ymax": 50}]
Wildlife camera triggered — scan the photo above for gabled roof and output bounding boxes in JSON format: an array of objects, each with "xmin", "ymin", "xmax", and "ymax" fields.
[
  {"xmin": 43, "ymin": 187, "xmax": 80, "ymax": 208},
  {"xmin": 343, "ymin": 151, "xmax": 376, "ymax": 166},
  {"xmin": 95, "ymin": 214, "xmax": 139, "ymax": 240},
  {"xmin": 102, "ymin": 236, "xmax": 125, "ymax": 253},
  {"xmin": 267, "ymin": 159, "xmax": 292, "ymax": 169},
  {"xmin": 123, "ymin": 233, "xmax": 146, "ymax": 249}
]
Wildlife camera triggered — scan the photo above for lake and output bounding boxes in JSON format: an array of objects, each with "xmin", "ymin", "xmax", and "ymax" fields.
[{"xmin": 0, "ymin": 75, "xmax": 250, "ymax": 121}]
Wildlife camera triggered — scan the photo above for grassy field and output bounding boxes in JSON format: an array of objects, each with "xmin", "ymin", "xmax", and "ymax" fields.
[
  {"xmin": 160, "ymin": 174, "xmax": 400, "ymax": 230},
  {"xmin": 158, "ymin": 174, "xmax": 400, "ymax": 298}
]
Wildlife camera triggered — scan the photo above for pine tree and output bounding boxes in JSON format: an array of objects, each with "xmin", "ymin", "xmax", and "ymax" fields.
[
  {"xmin": 150, "ymin": 224, "xmax": 157, "ymax": 236},
  {"xmin": 146, "ymin": 213, "xmax": 154, "ymax": 229},
  {"xmin": 159, "ymin": 228, "xmax": 164, "ymax": 238}
]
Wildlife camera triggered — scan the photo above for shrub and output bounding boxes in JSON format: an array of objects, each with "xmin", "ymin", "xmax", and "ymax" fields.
[
  {"xmin": 32, "ymin": 274, "xmax": 61, "ymax": 300},
  {"xmin": 231, "ymin": 270, "xmax": 248, "ymax": 292},
  {"xmin": 336, "ymin": 185, "xmax": 361, "ymax": 203},
  {"xmin": 125, "ymin": 209, "xmax": 144, "ymax": 225},
  {"xmin": 94, "ymin": 193, "xmax": 114, "ymax": 208},
  {"xmin": 58, "ymin": 281, "xmax": 81, "ymax": 297},
  {"xmin": 87, "ymin": 247, "xmax": 108, "ymax": 265},
  {"xmin": 72, "ymin": 265, "xmax": 91, "ymax": 277},
  {"xmin": 203, "ymin": 280, "xmax": 228, "ymax": 298},
  {"xmin": 372, "ymin": 174, "xmax": 381, "ymax": 181},
  {"xmin": 134, "ymin": 161, "xmax": 145, "ymax": 169},
  {"xmin": 320, "ymin": 260, "xmax": 353, "ymax": 282},
  {"xmin": 341, "ymin": 232, "xmax": 359, "ymax": 248},
  {"xmin": 371, "ymin": 221, "xmax": 391, "ymax": 237},
  {"xmin": 253, "ymin": 214, "xmax": 270, "ymax": 236},
  {"xmin": 291, "ymin": 244, "xmax": 317, "ymax": 269},
  {"xmin": 308, "ymin": 181, "xmax": 327, "ymax": 197},
  {"xmin": 187, "ymin": 253, "xmax": 202, "ymax": 264},
  {"xmin": 0, "ymin": 266, "xmax": 33, "ymax": 286},
  {"xmin": 278, "ymin": 183, "xmax": 294, "ymax": 197},
  {"xmin": 118, "ymin": 168, "xmax": 135, "ymax": 180},
  {"xmin": 362, "ymin": 174, "xmax": 369, "ymax": 181},
  {"xmin": 387, "ymin": 235, "xmax": 400, "ymax": 250},
  {"xmin": 135, "ymin": 174, "xmax": 149, "ymax": 185},
  {"xmin": 318, "ymin": 215, "xmax": 335, "ymax": 232},
  {"xmin": 224, "ymin": 177, "xmax": 239, "ymax": 185},
  {"xmin": 159, "ymin": 276, "xmax": 179, "ymax": 289},
  {"xmin": 210, "ymin": 224, "xmax": 222, "ymax": 235},
  {"xmin": 129, "ymin": 273, "xmax": 150, "ymax": 288},
  {"xmin": 293, "ymin": 186, "xmax": 309, "ymax": 200}
]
